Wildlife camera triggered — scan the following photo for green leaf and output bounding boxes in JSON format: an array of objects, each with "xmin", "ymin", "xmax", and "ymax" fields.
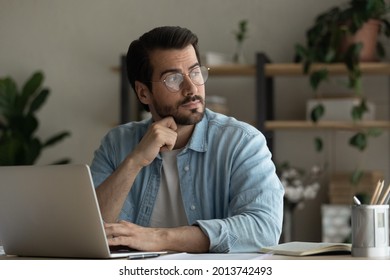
[
  {"xmin": 314, "ymin": 137, "xmax": 323, "ymax": 152},
  {"xmin": 43, "ymin": 131, "xmax": 71, "ymax": 148},
  {"xmin": 21, "ymin": 72, "xmax": 43, "ymax": 99},
  {"xmin": 0, "ymin": 134, "xmax": 22, "ymax": 165},
  {"xmin": 22, "ymin": 138, "xmax": 42, "ymax": 165},
  {"xmin": 351, "ymin": 99, "xmax": 368, "ymax": 121},
  {"xmin": 8, "ymin": 114, "xmax": 39, "ymax": 138},
  {"xmin": 349, "ymin": 132, "xmax": 367, "ymax": 151},
  {"xmin": 344, "ymin": 43, "xmax": 362, "ymax": 70},
  {"xmin": 294, "ymin": 44, "xmax": 308, "ymax": 62},
  {"xmin": 310, "ymin": 103, "xmax": 325, "ymax": 122},
  {"xmin": 324, "ymin": 49, "xmax": 336, "ymax": 62},
  {"xmin": 20, "ymin": 72, "xmax": 44, "ymax": 114},
  {"xmin": 0, "ymin": 78, "xmax": 18, "ymax": 117},
  {"xmin": 382, "ymin": 19, "xmax": 390, "ymax": 37},
  {"xmin": 367, "ymin": 127, "xmax": 382, "ymax": 137},
  {"xmin": 309, "ymin": 69, "xmax": 328, "ymax": 90},
  {"xmin": 351, "ymin": 169, "xmax": 364, "ymax": 185},
  {"xmin": 28, "ymin": 88, "xmax": 50, "ymax": 114}
]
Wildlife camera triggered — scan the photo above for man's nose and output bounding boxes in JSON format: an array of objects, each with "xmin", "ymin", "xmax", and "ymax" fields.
[{"xmin": 181, "ymin": 75, "xmax": 197, "ymax": 95}]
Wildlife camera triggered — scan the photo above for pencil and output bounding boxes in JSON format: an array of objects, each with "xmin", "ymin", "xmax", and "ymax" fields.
[
  {"xmin": 370, "ymin": 180, "xmax": 383, "ymax": 205},
  {"xmin": 379, "ymin": 184, "xmax": 390, "ymax": 205}
]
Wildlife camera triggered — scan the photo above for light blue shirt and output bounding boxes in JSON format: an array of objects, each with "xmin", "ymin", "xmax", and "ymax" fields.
[{"xmin": 90, "ymin": 109, "xmax": 284, "ymax": 253}]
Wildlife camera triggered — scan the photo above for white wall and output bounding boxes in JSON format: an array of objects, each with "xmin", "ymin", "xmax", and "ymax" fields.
[
  {"xmin": 0, "ymin": 0, "xmax": 344, "ymax": 164},
  {"xmin": 1, "ymin": 0, "xmax": 389, "ymax": 241}
]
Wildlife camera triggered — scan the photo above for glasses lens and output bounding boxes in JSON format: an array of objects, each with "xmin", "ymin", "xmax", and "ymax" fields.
[
  {"xmin": 190, "ymin": 66, "xmax": 209, "ymax": 86},
  {"xmin": 164, "ymin": 73, "xmax": 183, "ymax": 92},
  {"xmin": 163, "ymin": 66, "xmax": 209, "ymax": 92}
]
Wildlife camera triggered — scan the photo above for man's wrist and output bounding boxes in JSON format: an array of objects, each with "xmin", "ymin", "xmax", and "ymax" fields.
[{"xmin": 123, "ymin": 154, "xmax": 145, "ymax": 173}]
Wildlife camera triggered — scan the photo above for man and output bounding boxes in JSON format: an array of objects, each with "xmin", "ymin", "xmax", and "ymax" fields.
[{"xmin": 90, "ymin": 26, "xmax": 284, "ymax": 253}]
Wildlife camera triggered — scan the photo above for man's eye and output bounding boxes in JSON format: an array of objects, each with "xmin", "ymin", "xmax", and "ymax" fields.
[
  {"xmin": 165, "ymin": 74, "xmax": 182, "ymax": 83},
  {"xmin": 190, "ymin": 69, "xmax": 201, "ymax": 78}
]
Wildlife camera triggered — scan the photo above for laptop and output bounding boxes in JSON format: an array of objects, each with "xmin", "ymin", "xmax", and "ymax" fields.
[{"xmin": 0, "ymin": 164, "xmax": 165, "ymax": 259}]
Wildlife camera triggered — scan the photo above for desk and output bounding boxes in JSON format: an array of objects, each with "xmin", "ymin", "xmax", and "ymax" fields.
[
  {"xmin": 154, "ymin": 252, "xmax": 390, "ymax": 260},
  {"xmin": 1, "ymin": 251, "xmax": 389, "ymax": 260},
  {"xmin": 1, "ymin": 245, "xmax": 390, "ymax": 260}
]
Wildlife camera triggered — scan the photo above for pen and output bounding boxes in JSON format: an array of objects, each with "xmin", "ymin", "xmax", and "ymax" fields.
[
  {"xmin": 127, "ymin": 253, "xmax": 160, "ymax": 260},
  {"xmin": 370, "ymin": 180, "xmax": 383, "ymax": 205},
  {"xmin": 353, "ymin": 196, "xmax": 361, "ymax": 205}
]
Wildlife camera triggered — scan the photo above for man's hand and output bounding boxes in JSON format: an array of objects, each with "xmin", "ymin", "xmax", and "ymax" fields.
[
  {"xmin": 131, "ymin": 117, "xmax": 178, "ymax": 167},
  {"xmin": 105, "ymin": 221, "xmax": 165, "ymax": 251},
  {"xmin": 95, "ymin": 117, "xmax": 178, "ymax": 223},
  {"xmin": 105, "ymin": 221, "xmax": 210, "ymax": 253}
]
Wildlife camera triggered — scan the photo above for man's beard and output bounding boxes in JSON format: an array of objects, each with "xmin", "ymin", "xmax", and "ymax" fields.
[{"xmin": 153, "ymin": 95, "xmax": 205, "ymax": 125}]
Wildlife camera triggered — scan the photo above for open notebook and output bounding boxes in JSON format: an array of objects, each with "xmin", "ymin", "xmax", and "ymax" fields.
[
  {"xmin": 260, "ymin": 242, "xmax": 352, "ymax": 256},
  {"xmin": 0, "ymin": 164, "xmax": 165, "ymax": 259}
]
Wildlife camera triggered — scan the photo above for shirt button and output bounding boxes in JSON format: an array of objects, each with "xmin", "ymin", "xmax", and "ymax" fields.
[
  {"xmin": 190, "ymin": 205, "xmax": 196, "ymax": 210},
  {"xmin": 184, "ymin": 165, "xmax": 190, "ymax": 171}
]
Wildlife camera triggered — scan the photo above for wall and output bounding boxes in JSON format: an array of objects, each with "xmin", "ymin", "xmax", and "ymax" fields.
[{"xmin": 1, "ymin": 0, "xmax": 389, "ymax": 242}]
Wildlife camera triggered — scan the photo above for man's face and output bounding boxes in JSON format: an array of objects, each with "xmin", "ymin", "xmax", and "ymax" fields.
[{"xmin": 146, "ymin": 45, "xmax": 206, "ymax": 125}]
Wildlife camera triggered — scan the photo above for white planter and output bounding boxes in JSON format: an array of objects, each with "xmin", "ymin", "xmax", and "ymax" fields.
[{"xmin": 306, "ymin": 97, "xmax": 375, "ymax": 121}]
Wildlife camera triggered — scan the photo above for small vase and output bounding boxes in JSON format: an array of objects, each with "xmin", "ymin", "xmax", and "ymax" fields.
[
  {"xmin": 283, "ymin": 202, "xmax": 297, "ymax": 242},
  {"xmin": 232, "ymin": 42, "xmax": 246, "ymax": 64}
]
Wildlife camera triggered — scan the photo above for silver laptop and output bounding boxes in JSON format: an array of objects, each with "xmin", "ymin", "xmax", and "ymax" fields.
[{"xmin": 0, "ymin": 164, "xmax": 164, "ymax": 259}]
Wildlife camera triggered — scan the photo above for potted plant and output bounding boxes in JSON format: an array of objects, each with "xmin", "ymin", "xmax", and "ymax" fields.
[
  {"xmin": 296, "ymin": 0, "xmax": 390, "ymax": 93},
  {"xmin": 0, "ymin": 71, "xmax": 71, "ymax": 165},
  {"xmin": 232, "ymin": 19, "xmax": 249, "ymax": 64},
  {"xmin": 295, "ymin": 0, "xmax": 390, "ymax": 183}
]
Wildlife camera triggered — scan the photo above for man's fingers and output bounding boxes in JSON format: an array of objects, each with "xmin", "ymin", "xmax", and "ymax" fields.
[
  {"xmin": 151, "ymin": 119, "xmax": 177, "ymax": 151},
  {"xmin": 159, "ymin": 116, "xmax": 177, "ymax": 131},
  {"xmin": 105, "ymin": 220, "xmax": 132, "ymax": 236},
  {"xmin": 130, "ymin": 116, "xmax": 178, "ymax": 167}
]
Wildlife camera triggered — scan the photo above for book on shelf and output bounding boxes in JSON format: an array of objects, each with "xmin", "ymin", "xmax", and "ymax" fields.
[{"xmin": 260, "ymin": 242, "xmax": 352, "ymax": 256}]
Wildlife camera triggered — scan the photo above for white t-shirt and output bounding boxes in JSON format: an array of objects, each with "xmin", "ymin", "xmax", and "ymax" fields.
[{"xmin": 149, "ymin": 149, "xmax": 188, "ymax": 227}]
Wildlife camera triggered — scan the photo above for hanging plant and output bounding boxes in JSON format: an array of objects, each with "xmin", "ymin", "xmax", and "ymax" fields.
[{"xmin": 295, "ymin": 0, "xmax": 389, "ymax": 183}]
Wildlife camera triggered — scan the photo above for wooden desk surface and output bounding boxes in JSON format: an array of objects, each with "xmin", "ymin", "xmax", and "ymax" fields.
[{"xmin": 1, "ymin": 245, "xmax": 389, "ymax": 260}]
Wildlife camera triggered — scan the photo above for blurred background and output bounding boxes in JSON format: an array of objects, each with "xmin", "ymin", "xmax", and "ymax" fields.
[{"xmin": 1, "ymin": 0, "xmax": 390, "ymax": 243}]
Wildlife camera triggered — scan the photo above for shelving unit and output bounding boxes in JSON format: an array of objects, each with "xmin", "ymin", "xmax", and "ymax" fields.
[
  {"xmin": 258, "ymin": 59, "xmax": 390, "ymax": 129},
  {"xmin": 208, "ymin": 53, "xmax": 390, "ymax": 153},
  {"xmin": 265, "ymin": 120, "xmax": 390, "ymax": 130},
  {"xmin": 252, "ymin": 55, "xmax": 390, "ymax": 242}
]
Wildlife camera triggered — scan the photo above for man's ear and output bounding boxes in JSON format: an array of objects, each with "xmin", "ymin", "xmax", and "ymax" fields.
[{"xmin": 135, "ymin": 81, "xmax": 151, "ymax": 105}]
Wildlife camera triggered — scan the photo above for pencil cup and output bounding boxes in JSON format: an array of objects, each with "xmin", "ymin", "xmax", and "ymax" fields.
[{"xmin": 351, "ymin": 204, "xmax": 390, "ymax": 258}]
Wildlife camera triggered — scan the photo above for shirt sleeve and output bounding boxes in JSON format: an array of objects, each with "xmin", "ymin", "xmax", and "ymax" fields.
[
  {"xmin": 90, "ymin": 132, "xmax": 117, "ymax": 188},
  {"xmin": 195, "ymin": 132, "xmax": 284, "ymax": 253}
]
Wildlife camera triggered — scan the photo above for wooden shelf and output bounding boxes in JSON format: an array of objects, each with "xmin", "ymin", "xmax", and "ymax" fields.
[
  {"xmin": 207, "ymin": 62, "xmax": 390, "ymax": 77},
  {"xmin": 266, "ymin": 62, "xmax": 390, "ymax": 76},
  {"xmin": 265, "ymin": 120, "xmax": 390, "ymax": 131},
  {"xmin": 208, "ymin": 64, "xmax": 255, "ymax": 76}
]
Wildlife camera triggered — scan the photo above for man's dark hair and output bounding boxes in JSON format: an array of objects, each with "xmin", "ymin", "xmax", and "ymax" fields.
[{"xmin": 126, "ymin": 26, "xmax": 201, "ymax": 112}]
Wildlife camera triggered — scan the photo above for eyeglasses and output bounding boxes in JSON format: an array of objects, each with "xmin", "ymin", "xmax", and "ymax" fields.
[{"xmin": 152, "ymin": 66, "xmax": 209, "ymax": 93}]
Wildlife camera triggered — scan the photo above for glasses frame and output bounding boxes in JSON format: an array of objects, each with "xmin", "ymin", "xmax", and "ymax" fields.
[{"xmin": 150, "ymin": 66, "xmax": 209, "ymax": 93}]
